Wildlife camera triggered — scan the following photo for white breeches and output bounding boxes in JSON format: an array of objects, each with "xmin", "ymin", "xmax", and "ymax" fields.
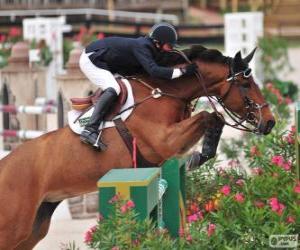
[{"xmin": 79, "ymin": 51, "xmax": 121, "ymax": 95}]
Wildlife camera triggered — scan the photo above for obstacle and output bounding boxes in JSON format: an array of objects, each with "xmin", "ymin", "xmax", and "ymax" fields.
[
  {"xmin": 98, "ymin": 157, "xmax": 186, "ymax": 237},
  {"xmin": 296, "ymin": 102, "xmax": 300, "ymax": 179},
  {"xmin": 34, "ymin": 97, "xmax": 56, "ymax": 106},
  {"xmin": 0, "ymin": 104, "xmax": 57, "ymax": 115}
]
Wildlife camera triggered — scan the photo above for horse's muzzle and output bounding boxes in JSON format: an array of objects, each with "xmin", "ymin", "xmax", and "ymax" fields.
[{"xmin": 259, "ymin": 119, "xmax": 276, "ymax": 135}]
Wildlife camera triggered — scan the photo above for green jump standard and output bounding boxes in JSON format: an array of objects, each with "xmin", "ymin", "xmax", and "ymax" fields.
[
  {"xmin": 296, "ymin": 101, "xmax": 300, "ymax": 179},
  {"xmin": 97, "ymin": 157, "xmax": 186, "ymax": 237}
]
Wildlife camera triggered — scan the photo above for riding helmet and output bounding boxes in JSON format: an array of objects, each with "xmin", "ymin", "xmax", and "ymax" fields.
[{"xmin": 149, "ymin": 22, "xmax": 178, "ymax": 46}]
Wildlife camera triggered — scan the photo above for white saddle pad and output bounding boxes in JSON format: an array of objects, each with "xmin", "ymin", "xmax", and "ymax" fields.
[{"xmin": 68, "ymin": 78, "xmax": 134, "ymax": 134}]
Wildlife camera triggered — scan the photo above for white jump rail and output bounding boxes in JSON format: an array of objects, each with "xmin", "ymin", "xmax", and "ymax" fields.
[
  {"xmin": 0, "ymin": 129, "xmax": 46, "ymax": 139},
  {"xmin": 0, "ymin": 105, "xmax": 57, "ymax": 114}
]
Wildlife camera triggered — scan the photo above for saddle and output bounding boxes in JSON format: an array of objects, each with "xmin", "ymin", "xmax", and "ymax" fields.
[{"xmin": 70, "ymin": 79, "xmax": 128, "ymax": 121}]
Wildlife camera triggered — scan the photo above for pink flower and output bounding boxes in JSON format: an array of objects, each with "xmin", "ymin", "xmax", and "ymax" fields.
[
  {"xmin": 285, "ymin": 97, "xmax": 292, "ymax": 105},
  {"xmin": 271, "ymin": 155, "xmax": 285, "ymax": 167},
  {"xmin": 97, "ymin": 32, "xmax": 105, "ymax": 40},
  {"xmin": 254, "ymin": 200, "xmax": 265, "ymax": 208},
  {"xmin": 220, "ymin": 185, "xmax": 231, "ymax": 196},
  {"xmin": 286, "ymin": 216, "xmax": 295, "ymax": 224},
  {"xmin": 266, "ymin": 82, "xmax": 273, "ymax": 90},
  {"xmin": 0, "ymin": 34, "xmax": 6, "ymax": 43},
  {"xmin": 251, "ymin": 167, "xmax": 263, "ymax": 175},
  {"xmin": 109, "ymin": 194, "xmax": 120, "ymax": 204},
  {"xmin": 207, "ymin": 223, "xmax": 216, "ymax": 237},
  {"xmin": 197, "ymin": 211, "xmax": 204, "ymax": 220},
  {"xmin": 132, "ymin": 239, "xmax": 140, "ymax": 246},
  {"xmin": 187, "ymin": 211, "xmax": 203, "ymax": 223},
  {"xmin": 291, "ymin": 126, "xmax": 296, "ymax": 134},
  {"xmin": 228, "ymin": 159, "xmax": 240, "ymax": 168},
  {"xmin": 250, "ymin": 146, "xmax": 260, "ymax": 157},
  {"xmin": 282, "ymin": 161, "xmax": 291, "ymax": 171},
  {"xmin": 120, "ymin": 205, "xmax": 127, "ymax": 214},
  {"xmin": 186, "ymin": 234, "xmax": 193, "ymax": 242},
  {"xmin": 187, "ymin": 214, "xmax": 198, "ymax": 223},
  {"xmin": 84, "ymin": 225, "xmax": 97, "ymax": 244},
  {"xmin": 126, "ymin": 200, "xmax": 135, "ymax": 209},
  {"xmin": 283, "ymin": 135, "xmax": 294, "ymax": 144},
  {"xmin": 294, "ymin": 183, "xmax": 300, "ymax": 194},
  {"xmin": 111, "ymin": 247, "xmax": 120, "ymax": 250},
  {"xmin": 235, "ymin": 179, "xmax": 245, "ymax": 187},
  {"xmin": 8, "ymin": 27, "xmax": 21, "ymax": 37},
  {"xmin": 234, "ymin": 193, "xmax": 245, "ymax": 203},
  {"xmin": 269, "ymin": 197, "xmax": 285, "ymax": 215}
]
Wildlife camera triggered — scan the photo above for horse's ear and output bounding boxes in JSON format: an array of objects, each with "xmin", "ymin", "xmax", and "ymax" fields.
[
  {"xmin": 243, "ymin": 47, "xmax": 257, "ymax": 63},
  {"xmin": 234, "ymin": 51, "xmax": 242, "ymax": 61},
  {"xmin": 233, "ymin": 51, "xmax": 243, "ymax": 68}
]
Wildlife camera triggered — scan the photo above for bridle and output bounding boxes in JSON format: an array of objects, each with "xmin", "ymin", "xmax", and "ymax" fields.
[{"xmin": 172, "ymin": 50, "xmax": 269, "ymax": 134}]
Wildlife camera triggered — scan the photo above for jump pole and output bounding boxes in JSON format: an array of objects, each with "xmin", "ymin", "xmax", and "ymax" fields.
[
  {"xmin": 0, "ymin": 105, "xmax": 57, "ymax": 114},
  {"xmin": 0, "ymin": 129, "xmax": 46, "ymax": 139}
]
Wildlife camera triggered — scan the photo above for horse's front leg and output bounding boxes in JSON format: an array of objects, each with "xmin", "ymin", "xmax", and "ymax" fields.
[
  {"xmin": 154, "ymin": 111, "xmax": 212, "ymax": 158},
  {"xmin": 187, "ymin": 112, "xmax": 225, "ymax": 170}
]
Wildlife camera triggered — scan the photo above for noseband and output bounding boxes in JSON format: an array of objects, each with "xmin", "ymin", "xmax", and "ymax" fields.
[{"xmin": 172, "ymin": 50, "xmax": 269, "ymax": 134}]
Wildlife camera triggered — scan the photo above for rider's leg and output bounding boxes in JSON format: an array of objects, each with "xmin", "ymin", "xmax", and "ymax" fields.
[
  {"xmin": 80, "ymin": 87, "xmax": 118, "ymax": 148},
  {"xmin": 79, "ymin": 51, "xmax": 120, "ymax": 149}
]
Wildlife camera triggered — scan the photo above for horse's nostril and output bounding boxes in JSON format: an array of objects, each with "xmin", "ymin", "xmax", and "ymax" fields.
[
  {"xmin": 263, "ymin": 120, "xmax": 275, "ymax": 134},
  {"xmin": 267, "ymin": 120, "xmax": 275, "ymax": 130}
]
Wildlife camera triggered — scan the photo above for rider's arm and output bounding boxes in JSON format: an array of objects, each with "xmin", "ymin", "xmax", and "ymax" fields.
[{"xmin": 133, "ymin": 45, "xmax": 182, "ymax": 80}]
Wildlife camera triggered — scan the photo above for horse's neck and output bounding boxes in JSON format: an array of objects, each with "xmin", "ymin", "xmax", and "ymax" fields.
[{"xmin": 131, "ymin": 77, "xmax": 189, "ymax": 123}]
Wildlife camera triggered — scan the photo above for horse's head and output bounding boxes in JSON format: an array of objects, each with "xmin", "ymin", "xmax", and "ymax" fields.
[
  {"xmin": 212, "ymin": 48, "xmax": 275, "ymax": 134},
  {"xmin": 187, "ymin": 47, "xmax": 275, "ymax": 135}
]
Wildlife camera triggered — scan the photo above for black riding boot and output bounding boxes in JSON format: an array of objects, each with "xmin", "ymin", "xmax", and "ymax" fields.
[{"xmin": 80, "ymin": 87, "xmax": 118, "ymax": 149}]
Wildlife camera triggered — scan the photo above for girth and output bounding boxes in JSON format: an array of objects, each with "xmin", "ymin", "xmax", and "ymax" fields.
[{"xmin": 113, "ymin": 118, "xmax": 156, "ymax": 168}]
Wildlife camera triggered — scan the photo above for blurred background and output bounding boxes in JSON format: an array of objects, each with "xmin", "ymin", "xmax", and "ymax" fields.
[{"xmin": 0, "ymin": 0, "xmax": 299, "ymax": 249}]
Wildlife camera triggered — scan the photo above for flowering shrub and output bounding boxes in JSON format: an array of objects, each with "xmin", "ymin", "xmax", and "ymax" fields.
[
  {"xmin": 0, "ymin": 27, "xmax": 23, "ymax": 68},
  {"xmin": 85, "ymin": 196, "xmax": 176, "ymax": 249}
]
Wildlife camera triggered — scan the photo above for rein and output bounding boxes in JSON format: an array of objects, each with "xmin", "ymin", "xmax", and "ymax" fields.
[{"xmin": 116, "ymin": 76, "xmax": 189, "ymax": 117}]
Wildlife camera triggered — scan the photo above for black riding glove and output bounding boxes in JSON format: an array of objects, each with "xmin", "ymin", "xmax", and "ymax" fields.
[{"xmin": 181, "ymin": 63, "xmax": 198, "ymax": 76}]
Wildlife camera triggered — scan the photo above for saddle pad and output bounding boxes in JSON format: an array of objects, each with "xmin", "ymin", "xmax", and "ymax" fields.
[{"xmin": 68, "ymin": 78, "xmax": 134, "ymax": 134}]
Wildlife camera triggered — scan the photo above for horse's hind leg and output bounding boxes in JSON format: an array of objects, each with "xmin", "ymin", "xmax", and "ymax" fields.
[{"xmin": 15, "ymin": 201, "xmax": 61, "ymax": 250}]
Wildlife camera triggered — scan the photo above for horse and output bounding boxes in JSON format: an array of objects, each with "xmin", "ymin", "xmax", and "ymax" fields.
[{"xmin": 0, "ymin": 45, "xmax": 275, "ymax": 249}]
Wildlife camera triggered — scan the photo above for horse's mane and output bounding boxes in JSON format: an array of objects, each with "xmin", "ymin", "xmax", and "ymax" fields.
[{"xmin": 156, "ymin": 45, "xmax": 229, "ymax": 67}]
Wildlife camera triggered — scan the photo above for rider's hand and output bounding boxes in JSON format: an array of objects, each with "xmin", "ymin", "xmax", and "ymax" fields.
[{"xmin": 181, "ymin": 63, "xmax": 198, "ymax": 76}]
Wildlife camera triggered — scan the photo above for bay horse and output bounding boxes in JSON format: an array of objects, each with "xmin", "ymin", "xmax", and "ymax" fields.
[{"xmin": 0, "ymin": 45, "xmax": 275, "ymax": 249}]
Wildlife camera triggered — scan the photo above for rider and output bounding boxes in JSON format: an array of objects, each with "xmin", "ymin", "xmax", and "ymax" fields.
[{"xmin": 79, "ymin": 22, "xmax": 197, "ymax": 149}]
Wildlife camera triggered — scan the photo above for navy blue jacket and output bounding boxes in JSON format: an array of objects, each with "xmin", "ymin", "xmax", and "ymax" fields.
[{"xmin": 85, "ymin": 36, "xmax": 174, "ymax": 79}]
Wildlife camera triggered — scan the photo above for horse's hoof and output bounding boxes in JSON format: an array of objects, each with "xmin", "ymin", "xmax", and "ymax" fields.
[
  {"xmin": 186, "ymin": 151, "xmax": 201, "ymax": 170},
  {"xmin": 186, "ymin": 151, "xmax": 209, "ymax": 171}
]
